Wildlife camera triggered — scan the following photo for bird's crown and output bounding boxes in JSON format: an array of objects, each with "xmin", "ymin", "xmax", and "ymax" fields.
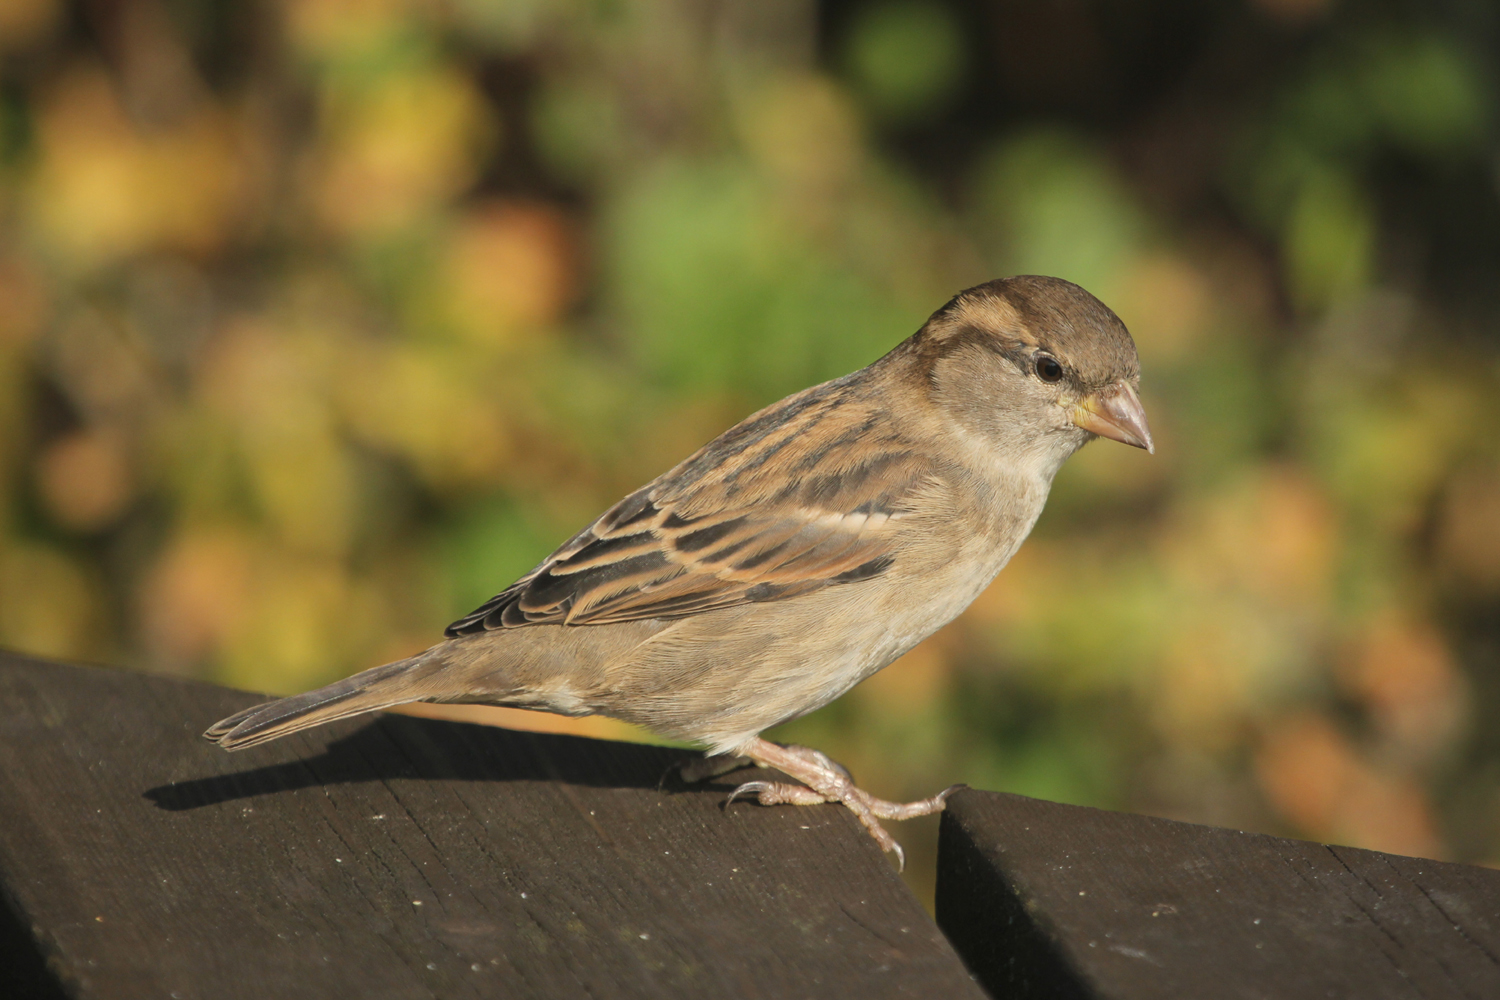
[{"xmin": 916, "ymin": 275, "xmax": 1140, "ymax": 390}]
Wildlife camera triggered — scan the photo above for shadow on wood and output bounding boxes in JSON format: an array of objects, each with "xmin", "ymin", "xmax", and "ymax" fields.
[
  {"xmin": 0, "ymin": 652, "xmax": 985, "ymax": 1000},
  {"xmin": 144, "ymin": 715, "xmax": 695, "ymax": 812},
  {"xmin": 0, "ymin": 876, "xmax": 70, "ymax": 1000}
]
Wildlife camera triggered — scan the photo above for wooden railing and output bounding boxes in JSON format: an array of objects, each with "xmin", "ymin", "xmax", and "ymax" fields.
[{"xmin": 2, "ymin": 652, "xmax": 1496, "ymax": 999}]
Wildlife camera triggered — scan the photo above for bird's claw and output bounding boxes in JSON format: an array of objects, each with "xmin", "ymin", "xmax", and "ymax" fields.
[{"xmin": 724, "ymin": 780, "xmax": 775, "ymax": 807}]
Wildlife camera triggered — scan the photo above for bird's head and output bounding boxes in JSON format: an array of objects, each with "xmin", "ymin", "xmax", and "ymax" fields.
[{"xmin": 909, "ymin": 275, "xmax": 1152, "ymax": 475}]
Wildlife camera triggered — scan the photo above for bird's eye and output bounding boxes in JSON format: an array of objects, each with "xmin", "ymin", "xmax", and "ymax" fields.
[{"xmin": 1035, "ymin": 356, "xmax": 1063, "ymax": 383}]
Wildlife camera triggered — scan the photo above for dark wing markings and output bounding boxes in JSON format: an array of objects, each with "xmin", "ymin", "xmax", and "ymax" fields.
[{"xmin": 445, "ymin": 379, "xmax": 934, "ymax": 636}]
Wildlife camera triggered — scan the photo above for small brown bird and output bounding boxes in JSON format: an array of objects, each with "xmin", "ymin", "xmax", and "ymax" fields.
[{"xmin": 206, "ymin": 275, "xmax": 1151, "ymax": 865}]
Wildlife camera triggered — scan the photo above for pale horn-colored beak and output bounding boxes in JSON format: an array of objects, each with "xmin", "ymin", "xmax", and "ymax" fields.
[{"xmin": 1072, "ymin": 381, "xmax": 1154, "ymax": 453}]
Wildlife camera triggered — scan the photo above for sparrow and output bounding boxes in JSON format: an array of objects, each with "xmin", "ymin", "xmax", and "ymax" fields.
[{"xmin": 205, "ymin": 275, "xmax": 1152, "ymax": 867}]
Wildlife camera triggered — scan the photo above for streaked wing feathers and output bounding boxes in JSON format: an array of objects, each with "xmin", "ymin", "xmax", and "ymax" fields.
[{"xmin": 446, "ymin": 373, "xmax": 932, "ymax": 634}]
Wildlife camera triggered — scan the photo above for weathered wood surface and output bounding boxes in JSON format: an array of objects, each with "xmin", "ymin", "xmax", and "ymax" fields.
[
  {"xmin": 936, "ymin": 789, "xmax": 1500, "ymax": 1000},
  {"xmin": 0, "ymin": 652, "xmax": 985, "ymax": 1000}
]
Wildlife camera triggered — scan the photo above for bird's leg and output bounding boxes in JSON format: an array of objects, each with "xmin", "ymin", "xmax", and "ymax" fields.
[
  {"xmin": 771, "ymin": 743, "xmax": 855, "ymax": 781},
  {"xmin": 723, "ymin": 736, "xmax": 964, "ymax": 870},
  {"xmin": 678, "ymin": 743, "xmax": 855, "ymax": 785}
]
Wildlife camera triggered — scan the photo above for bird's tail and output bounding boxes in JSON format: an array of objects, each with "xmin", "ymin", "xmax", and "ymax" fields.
[{"xmin": 203, "ymin": 654, "xmax": 437, "ymax": 751}]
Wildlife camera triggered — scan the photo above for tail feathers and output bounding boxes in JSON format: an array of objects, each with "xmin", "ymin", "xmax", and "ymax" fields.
[{"xmin": 204, "ymin": 658, "xmax": 427, "ymax": 751}]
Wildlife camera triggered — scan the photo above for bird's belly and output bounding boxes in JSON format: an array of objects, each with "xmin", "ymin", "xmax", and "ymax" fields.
[
  {"xmin": 600, "ymin": 537, "xmax": 1022, "ymax": 754},
  {"xmin": 809, "ymin": 551, "xmax": 1008, "ymax": 700}
]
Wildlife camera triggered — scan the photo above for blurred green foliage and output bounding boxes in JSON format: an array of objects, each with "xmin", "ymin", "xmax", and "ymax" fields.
[
  {"xmin": 2, "ymin": 0, "xmax": 1499, "ymax": 900},
  {"xmin": 843, "ymin": 1, "xmax": 964, "ymax": 123}
]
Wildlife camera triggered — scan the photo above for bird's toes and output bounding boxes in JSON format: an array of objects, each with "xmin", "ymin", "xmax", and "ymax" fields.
[
  {"xmin": 841, "ymin": 804, "xmax": 904, "ymax": 866},
  {"xmin": 724, "ymin": 780, "xmax": 831, "ymax": 808},
  {"xmin": 858, "ymin": 783, "xmax": 966, "ymax": 820}
]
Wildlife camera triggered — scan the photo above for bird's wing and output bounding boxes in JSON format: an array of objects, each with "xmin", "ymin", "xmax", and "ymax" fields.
[{"xmin": 446, "ymin": 376, "xmax": 938, "ymax": 633}]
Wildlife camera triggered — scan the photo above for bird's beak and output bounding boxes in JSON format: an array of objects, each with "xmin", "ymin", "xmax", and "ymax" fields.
[{"xmin": 1072, "ymin": 381, "xmax": 1154, "ymax": 453}]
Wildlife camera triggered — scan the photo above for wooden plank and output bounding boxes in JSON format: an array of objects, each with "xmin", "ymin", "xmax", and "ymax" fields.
[
  {"xmin": 0, "ymin": 652, "xmax": 985, "ymax": 1000},
  {"xmin": 936, "ymin": 789, "xmax": 1500, "ymax": 1000}
]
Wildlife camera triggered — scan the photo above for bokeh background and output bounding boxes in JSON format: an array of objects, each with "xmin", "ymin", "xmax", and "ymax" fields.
[{"xmin": 2, "ymin": 0, "xmax": 1498, "ymax": 901}]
